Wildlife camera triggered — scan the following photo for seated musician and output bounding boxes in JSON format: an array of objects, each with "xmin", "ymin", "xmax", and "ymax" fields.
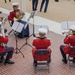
[
  {"xmin": 32, "ymin": 28, "xmax": 51, "ymax": 64},
  {"xmin": 0, "ymin": 25, "xmax": 14, "ymax": 64},
  {"xmin": 60, "ymin": 26, "xmax": 75, "ymax": 64},
  {"xmin": 8, "ymin": 3, "xmax": 29, "ymax": 38},
  {"xmin": 8, "ymin": 2, "xmax": 25, "ymax": 26}
]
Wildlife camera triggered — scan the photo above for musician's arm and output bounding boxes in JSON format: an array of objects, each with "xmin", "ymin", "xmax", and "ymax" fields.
[
  {"xmin": 47, "ymin": 38, "xmax": 51, "ymax": 46},
  {"xmin": 64, "ymin": 37, "xmax": 70, "ymax": 44},
  {"xmin": 0, "ymin": 36, "xmax": 9, "ymax": 44},
  {"xmin": 8, "ymin": 12, "xmax": 14, "ymax": 21}
]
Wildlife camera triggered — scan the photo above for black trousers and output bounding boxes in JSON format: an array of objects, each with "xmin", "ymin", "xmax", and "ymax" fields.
[
  {"xmin": 60, "ymin": 45, "xmax": 75, "ymax": 61},
  {"xmin": 60, "ymin": 45, "xmax": 67, "ymax": 61},
  {"xmin": 32, "ymin": 0, "xmax": 38, "ymax": 11},
  {"xmin": 55, "ymin": 0, "xmax": 59, "ymax": 2},
  {"xmin": 0, "ymin": 46, "xmax": 14, "ymax": 61},
  {"xmin": 40, "ymin": 0, "xmax": 49, "ymax": 12},
  {"xmin": 4, "ymin": 0, "xmax": 11, "ymax": 3}
]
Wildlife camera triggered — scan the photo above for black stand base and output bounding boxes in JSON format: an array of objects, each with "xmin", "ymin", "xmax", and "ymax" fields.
[
  {"xmin": 15, "ymin": 48, "xmax": 25, "ymax": 58},
  {"xmin": 15, "ymin": 33, "xmax": 25, "ymax": 58},
  {"xmin": 8, "ymin": 29, "xmax": 13, "ymax": 35},
  {"xmin": 29, "ymin": 33, "xmax": 36, "ymax": 37},
  {"xmin": 55, "ymin": 0, "xmax": 59, "ymax": 2},
  {"xmin": 19, "ymin": 37, "xmax": 33, "ymax": 51}
]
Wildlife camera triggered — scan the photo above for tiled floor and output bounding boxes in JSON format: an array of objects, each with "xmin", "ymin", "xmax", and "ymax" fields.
[{"xmin": 0, "ymin": 14, "xmax": 75, "ymax": 75}]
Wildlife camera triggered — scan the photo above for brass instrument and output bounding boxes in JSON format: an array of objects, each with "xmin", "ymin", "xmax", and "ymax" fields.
[
  {"xmin": 14, "ymin": 10, "xmax": 25, "ymax": 21},
  {"xmin": 62, "ymin": 29, "xmax": 72, "ymax": 36},
  {"xmin": 0, "ymin": 16, "xmax": 8, "ymax": 37}
]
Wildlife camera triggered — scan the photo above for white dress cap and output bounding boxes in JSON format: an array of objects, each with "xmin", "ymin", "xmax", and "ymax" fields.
[
  {"xmin": 69, "ymin": 25, "xmax": 75, "ymax": 31},
  {"xmin": 12, "ymin": 3, "xmax": 19, "ymax": 6},
  {"xmin": 38, "ymin": 28, "xmax": 47, "ymax": 34}
]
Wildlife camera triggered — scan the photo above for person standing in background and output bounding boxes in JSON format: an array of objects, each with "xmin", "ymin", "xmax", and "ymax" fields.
[
  {"xmin": 32, "ymin": 0, "xmax": 38, "ymax": 11},
  {"xmin": 4, "ymin": 0, "xmax": 11, "ymax": 3},
  {"xmin": 40, "ymin": 0, "xmax": 49, "ymax": 13},
  {"xmin": 55, "ymin": 0, "xmax": 59, "ymax": 2}
]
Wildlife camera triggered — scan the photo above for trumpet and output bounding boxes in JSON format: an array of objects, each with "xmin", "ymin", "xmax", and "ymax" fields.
[{"xmin": 62, "ymin": 30, "xmax": 72, "ymax": 36}]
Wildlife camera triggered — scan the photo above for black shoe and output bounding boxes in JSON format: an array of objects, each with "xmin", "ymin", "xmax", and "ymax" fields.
[
  {"xmin": 9, "ymin": 0, "xmax": 11, "ymax": 2},
  {"xmin": 40, "ymin": 10, "xmax": 42, "ymax": 12},
  {"xmin": 73, "ymin": 58, "xmax": 75, "ymax": 63},
  {"xmin": 0, "ymin": 57, "xmax": 4, "ymax": 63},
  {"xmin": 62, "ymin": 59, "xmax": 67, "ymax": 64},
  {"xmin": 0, "ymin": 58, "xmax": 4, "ymax": 63},
  {"xmin": 34, "ymin": 60, "xmax": 37, "ymax": 66},
  {"xmin": 25, "ymin": 35, "xmax": 29, "ymax": 37},
  {"xmin": 47, "ymin": 59, "xmax": 51, "ymax": 63},
  {"xmin": 44, "ymin": 11, "xmax": 47, "ymax": 13},
  {"xmin": 4, "ymin": 60, "xmax": 14, "ymax": 65}
]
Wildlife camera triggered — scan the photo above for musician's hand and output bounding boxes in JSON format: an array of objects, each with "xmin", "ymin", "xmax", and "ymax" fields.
[{"xmin": 5, "ymin": 34, "xmax": 8, "ymax": 37}]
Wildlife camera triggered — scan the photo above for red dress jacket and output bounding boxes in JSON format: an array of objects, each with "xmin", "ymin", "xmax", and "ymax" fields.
[
  {"xmin": 64, "ymin": 35, "xmax": 75, "ymax": 46},
  {"xmin": 0, "ymin": 35, "xmax": 8, "ymax": 53},
  {"xmin": 32, "ymin": 37, "xmax": 51, "ymax": 56},
  {"xmin": 62, "ymin": 35, "xmax": 75, "ymax": 54},
  {"xmin": 8, "ymin": 9, "xmax": 20, "ymax": 21}
]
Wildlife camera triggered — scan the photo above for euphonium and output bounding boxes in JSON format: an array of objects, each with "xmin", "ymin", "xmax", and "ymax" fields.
[{"xmin": 15, "ymin": 10, "xmax": 25, "ymax": 20}]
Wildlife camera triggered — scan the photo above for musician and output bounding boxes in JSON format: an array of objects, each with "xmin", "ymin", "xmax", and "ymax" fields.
[
  {"xmin": 32, "ymin": 28, "xmax": 51, "ymax": 65},
  {"xmin": 60, "ymin": 26, "xmax": 75, "ymax": 64},
  {"xmin": 8, "ymin": 3, "xmax": 29, "ymax": 38},
  {"xmin": 0, "ymin": 26, "xmax": 14, "ymax": 64},
  {"xmin": 8, "ymin": 3, "xmax": 19, "ymax": 25},
  {"xmin": 8, "ymin": 3, "xmax": 25, "ymax": 26}
]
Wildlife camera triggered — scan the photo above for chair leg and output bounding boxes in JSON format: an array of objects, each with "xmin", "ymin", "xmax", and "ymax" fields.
[
  {"xmin": 68, "ymin": 56, "xmax": 71, "ymax": 68},
  {"xmin": 34, "ymin": 60, "xmax": 37, "ymax": 67}
]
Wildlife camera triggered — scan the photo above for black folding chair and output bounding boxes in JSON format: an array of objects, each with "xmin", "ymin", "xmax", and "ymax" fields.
[
  {"xmin": 33, "ymin": 49, "xmax": 51, "ymax": 73},
  {"xmin": 68, "ymin": 48, "xmax": 75, "ymax": 68}
]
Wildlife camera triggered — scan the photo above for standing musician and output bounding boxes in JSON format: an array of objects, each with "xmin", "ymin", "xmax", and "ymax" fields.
[
  {"xmin": 60, "ymin": 26, "xmax": 75, "ymax": 64},
  {"xmin": 32, "ymin": 28, "xmax": 51, "ymax": 65},
  {"xmin": 8, "ymin": 3, "xmax": 25, "ymax": 26}
]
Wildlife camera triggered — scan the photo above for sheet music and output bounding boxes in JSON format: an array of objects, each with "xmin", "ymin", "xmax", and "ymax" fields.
[
  {"xmin": 34, "ymin": 25, "xmax": 49, "ymax": 34},
  {"xmin": 68, "ymin": 21, "xmax": 75, "ymax": 29},
  {"xmin": 12, "ymin": 21, "xmax": 24, "ymax": 33},
  {"xmin": 61, "ymin": 22, "xmax": 68, "ymax": 30},
  {"xmin": 61, "ymin": 21, "xmax": 75, "ymax": 30}
]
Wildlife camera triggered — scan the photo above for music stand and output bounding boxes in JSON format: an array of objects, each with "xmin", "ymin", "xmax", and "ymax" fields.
[
  {"xmin": 18, "ymin": 11, "xmax": 37, "ymax": 51},
  {"xmin": 24, "ymin": 11, "xmax": 36, "ymax": 37},
  {"xmin": 12, "ymin": 21, "xmax": 25, "ymax": 57}
]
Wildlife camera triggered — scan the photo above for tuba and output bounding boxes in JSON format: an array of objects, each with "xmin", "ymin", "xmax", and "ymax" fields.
[{"xmin": 14, "ymin": 10, "xmax": 25, "ymax": 21}]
